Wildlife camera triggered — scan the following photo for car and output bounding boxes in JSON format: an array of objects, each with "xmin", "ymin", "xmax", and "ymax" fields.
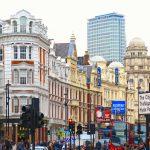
[{"xmin": 30, "ymin": 145, "xmax": 48, "ymax": 150}]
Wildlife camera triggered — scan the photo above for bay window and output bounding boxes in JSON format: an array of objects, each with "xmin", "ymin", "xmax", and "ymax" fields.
[{"xmin": 13, "ymin": 69, "xmax": 33, "ymax": 85}]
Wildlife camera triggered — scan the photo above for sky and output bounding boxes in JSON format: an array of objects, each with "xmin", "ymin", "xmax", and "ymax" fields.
[{"xmin": 0, "ymin": 0, "xmax": 150, "ymax": 56}]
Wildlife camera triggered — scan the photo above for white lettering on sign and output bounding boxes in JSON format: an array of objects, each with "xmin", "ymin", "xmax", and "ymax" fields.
[{"xmin": 139, "ymin": 93, "xmax": 150, "ymax": 114}]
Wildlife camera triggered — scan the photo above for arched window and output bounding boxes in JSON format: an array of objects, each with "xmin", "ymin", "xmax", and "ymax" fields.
[
  {"xmin": 0, "ymin": 25, "xmax": 2, "ymax": 34},
  {"xmin": 29, "ymin": 21, "xmax": 33, "ymax": 33},
  {"xmin": 12, "ymin": 20, "xmax": 17, "ymax": 33},
  {"xmin": 20, "ymin": 16, "xmax": 27, "ymax": 33},
  {"xmin": 14, "ymin": 69, "xmax": 19, "ymax": 84}
]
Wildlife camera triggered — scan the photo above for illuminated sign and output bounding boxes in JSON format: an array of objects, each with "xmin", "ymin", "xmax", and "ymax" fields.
[
  {"xmin": 96, "ymin": 107, "xmax": 111, "ymax": 122},
  {"xmin": 112, "ymin": 101, "xmax": 126, "ymax": 115}
]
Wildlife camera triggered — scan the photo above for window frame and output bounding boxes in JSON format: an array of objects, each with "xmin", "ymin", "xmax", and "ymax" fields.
[{"xmin": 20, "ymin": 46, "xmax": 26, "ymax": 59}]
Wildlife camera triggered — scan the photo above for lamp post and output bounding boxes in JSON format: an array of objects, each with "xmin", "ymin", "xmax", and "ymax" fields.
[
  {"xmin": 5, "ymin": 80, "xmax": 11, "ymax": 138},
  {"xmin": 125, "ymin": 84, "xmax": 128, "ymax": 144},
  {"xmin": 64, "ymin": 91, "xmax": 68, "ymax": 150},
  {"xmin": 137, "ymin": 82, "xmax": 141, "ymax": 148}
]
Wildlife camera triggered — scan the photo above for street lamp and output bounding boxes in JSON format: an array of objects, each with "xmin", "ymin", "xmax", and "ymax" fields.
[
  {"xmin": 5, "ymin": 80, "xmax": 11, "ymax": 138},
  {"xmin": 137, "ymin": 82, "xmax": 141, "ymax": 148},
  {"xmin": 64, "ymin": 91, "xmax": 68, "ymax": 150}
]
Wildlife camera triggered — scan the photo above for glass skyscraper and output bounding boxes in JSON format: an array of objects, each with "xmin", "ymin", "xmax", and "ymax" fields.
[{"xmin": 87, "ymin": 12, "xmax": 126, "ymax": 62}]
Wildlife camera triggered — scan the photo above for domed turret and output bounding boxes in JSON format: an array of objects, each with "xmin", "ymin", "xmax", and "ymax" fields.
[
  {"xmin": 129, "ymin": 37, "xmax": 145, "ymax": 47},
  {"xmin": 108, "ymin": 61, "xmax": 124, "ymax": 68}
]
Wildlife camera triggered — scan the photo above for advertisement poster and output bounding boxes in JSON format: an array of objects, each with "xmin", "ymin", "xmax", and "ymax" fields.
[{"xmin": 96, "ymin": 107, "xmax": 111, "ymax": 122}]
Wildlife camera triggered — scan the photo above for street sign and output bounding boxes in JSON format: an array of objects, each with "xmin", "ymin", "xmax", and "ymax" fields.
[
  {"xmin": 139, "ymin": 92, "xmax": 150, "ymax": 114},
  {"xmin": 111, "ymin": 101, "xmax": 126, "ymax": 115}
]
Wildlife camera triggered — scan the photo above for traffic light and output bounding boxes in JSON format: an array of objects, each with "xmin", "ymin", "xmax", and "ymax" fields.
[
  {"xmin": 20, "ymin": 105, "xmax": 32, "ymax": 128},
  {"xmin": 76, "ymin": 124, "xmax": 82, "ymax": 135},
  {"xmin": 85, "ymin": 124, "xmax": 90, "ymax": 134},
  {"xmin": 72, "ymin": 121, "xmax": 75, "ymax": 134},
  {"xmin": 68, "ymin": 119, "xmax": 75, "ymax": 133},
  {"xmin": 90, "ymin": 124, "xmax": 95, "ymax": 134},
  {"xmin": 36, "ymin": 112, "xmax": 44, "ymax": 128},
  {"xmin": 69, "ymin": 118, "xmax": 72, "ymax": 131}
]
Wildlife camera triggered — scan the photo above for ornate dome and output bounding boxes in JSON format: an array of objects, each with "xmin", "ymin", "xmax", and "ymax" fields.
[
  {"xmin": 129, "ymin": 37, "xmax": 145, "ymax": 47},
  {"xmin": 108, "ymin": 61, "xmax": 124, "ymax": 68},
  {"xmin": 90, "ymin": 56, "xmax": 106, "ymax": 62}
]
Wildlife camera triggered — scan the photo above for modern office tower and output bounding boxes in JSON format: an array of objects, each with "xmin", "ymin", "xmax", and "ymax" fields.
[{"xmin": 87, "ymin": 12, "xmax": 126, "ymax": 62}]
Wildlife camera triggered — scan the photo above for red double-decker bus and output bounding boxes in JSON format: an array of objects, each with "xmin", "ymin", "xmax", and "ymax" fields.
[{"xmin": 110, "ymin": 121, "xmax": 134, "ymax": 150}]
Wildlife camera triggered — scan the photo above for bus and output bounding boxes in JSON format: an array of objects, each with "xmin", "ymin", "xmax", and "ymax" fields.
[{"xmin": 110, "ymin": 121, "xmax": 128, "ymax": 150}]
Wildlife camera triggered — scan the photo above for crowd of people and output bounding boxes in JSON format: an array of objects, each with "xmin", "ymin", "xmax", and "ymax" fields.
[{"xmin": 0, "ymin": 139, "xmax": 147, "ymax": 150}]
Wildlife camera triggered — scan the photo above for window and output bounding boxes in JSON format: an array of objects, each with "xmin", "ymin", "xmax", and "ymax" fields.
[
  {"xmin": 20, "ymin": 69, "xmax": 27, "ymax": 84},
  {"xmin": 20, "ymin": 16, "xmax": 27, "ymax": 33},
  {"xmin": 20, "ymin": 97, "xmax": 27, "ymax": 112},
  {"xmin": 29, "ymin": 21, "xmax": 33, "ymax": 33},
  {"xmin": 139, "ymin": 66, "xmax": 143, "ymax": 69},
  {"xmin": 29, "ymin": 46, "xmax": 32, "ymax": 59},
  {"xmin": 0, "ymin": 48, "xmax": 3, "ymax": 61},
  {"xmin": 12, "ymin": 21, "xmax": 17, "ymax": 33},
  {"xmin": 13, "ymin": 98, "xmax": 19, "ymax": 113},
  {"xmin": 14, "ymin": 46, "xmax": 18, "ymax": 59},
  {"xmin": 0, "ymin": 25, "xmax": 2, "ymax": 34},
  {"xmin": 0, "ymin": 70, "xmax": 2, "ymax": 86},
  {"xmin": 20, "ymin": 46, "xmax": 26, "ymax": 59},
  {"xmin": 27, "ymin": 70, "xmax": 32, "ymax": 84},
  {"xmin": 14, "ymin": 69, "xmax": 19, "ymax": 84},
  {"xmin": 0, "ymin": 97, "xmax": 2, "ymax": 114}
]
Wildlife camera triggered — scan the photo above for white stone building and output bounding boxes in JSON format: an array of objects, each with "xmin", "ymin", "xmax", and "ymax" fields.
[{"xmin": 0, "ymin": 9, "xmax": 50, "ymax": 142}]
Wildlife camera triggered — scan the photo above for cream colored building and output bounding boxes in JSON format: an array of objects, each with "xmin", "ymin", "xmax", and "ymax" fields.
[{"xmin": 124, "ymin": 37, "xmax": 150, "ymax": 124}]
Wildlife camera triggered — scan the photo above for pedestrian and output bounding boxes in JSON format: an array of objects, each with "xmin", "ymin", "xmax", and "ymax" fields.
[
  {"xmin": 103, "ymin": 140, "xmax": 108, "ymax": 150},
  {"xmin": 96, "ymin": 140, "xmax": 101, "ymax": 150}
]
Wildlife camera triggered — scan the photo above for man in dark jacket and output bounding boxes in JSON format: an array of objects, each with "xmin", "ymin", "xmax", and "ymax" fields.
[{"xmin": 96, "ymin": 141, "xmax": 101, "ymax": 150}]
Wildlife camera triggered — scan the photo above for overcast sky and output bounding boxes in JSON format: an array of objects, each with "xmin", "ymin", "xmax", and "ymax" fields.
[{"xmin": 1, "ymin": 0, "xmax": 150, "ymax": 56}]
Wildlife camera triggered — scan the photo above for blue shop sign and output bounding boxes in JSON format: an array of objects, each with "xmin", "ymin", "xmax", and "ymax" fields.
[{"xmin": 112, "ymin": 101, "xmax": 126, "ymax": 115}]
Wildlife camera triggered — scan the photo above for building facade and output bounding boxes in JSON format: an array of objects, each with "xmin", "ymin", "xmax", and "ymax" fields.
[
  {"xmin": 0, "ymin": 10, "xmax": 128, "ymax": 144},
  {"xmin": 0, "ymin": 9, "xmax": 49, "ymax": 143},
  {"xmin": 124, "ymin": 37, "xmax": 150, "ymax": 124},
  {"xmin": 87, "ymin": 12, "xmax": 126, "ymax": 62}
]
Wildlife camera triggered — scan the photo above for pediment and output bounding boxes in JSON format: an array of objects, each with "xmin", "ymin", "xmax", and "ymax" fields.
[{"xmin": 11, "ymin": 9, "xmax": 35, "ymax": 19}]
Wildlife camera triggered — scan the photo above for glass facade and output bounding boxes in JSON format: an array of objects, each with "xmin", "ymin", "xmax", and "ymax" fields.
[{"xmin": 87, "ymin": 13, "xmax": 126, "ymax": 62}]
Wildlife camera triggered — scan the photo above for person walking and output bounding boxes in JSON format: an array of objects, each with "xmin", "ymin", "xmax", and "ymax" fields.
[{"xmin": 96, "ymin": 141, "xmax": 101, "ymax": 150}]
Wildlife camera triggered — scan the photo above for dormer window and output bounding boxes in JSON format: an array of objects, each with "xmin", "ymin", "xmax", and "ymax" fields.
[
  {"xmin": 12, "ymin": 21, "xmax": 17, "ymax": 33},
  {"xmin": 20, "ymin": 16, "xmax": 27, "ymax": 33}
]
